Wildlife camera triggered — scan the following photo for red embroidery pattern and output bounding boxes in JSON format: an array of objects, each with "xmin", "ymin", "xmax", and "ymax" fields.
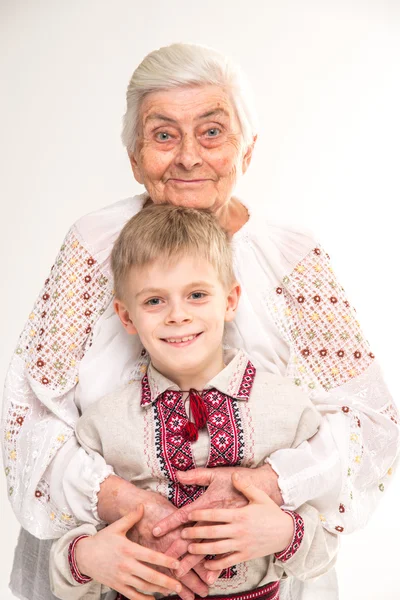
[
  {"xmin": 152, "ymin": 388, "xmax": 204, "ymax": 508},
  {"xmin": 237, "ymin": 362, "xmax": 256, "ymax": 399},
  {"xmin": 205, "ymin": 388, "xmax": 245, "ymax": 468},
  {"xmin": 163, "ymin": 581, "xmax": 280, "ymax": 600},
  {"xmin": 143, "ymin": 360, "xmax": 256, "ymax": 580},
  {"xmin": 275, "ymin": 510, "xmax": 304, "ymax": 562},
  {"xmin": 68, "ymin": 535, "xmax": 92, "ymax": 584}
]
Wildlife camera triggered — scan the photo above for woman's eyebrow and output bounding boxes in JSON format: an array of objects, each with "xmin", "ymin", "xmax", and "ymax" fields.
[
  {"xmin": 197, "ymin": 108, "xmax": 230, "ymax": 120},
  {"xmin": 144, "ymin": 108, "xmax": 230, "ymax": 125},
  {"xmin": 145, "ymin": 113, "xmax": 177, "ymax": 124}
]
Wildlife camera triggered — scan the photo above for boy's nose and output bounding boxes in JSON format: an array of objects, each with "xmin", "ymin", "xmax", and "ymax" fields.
[{"xmin": 165, "ymin": 303, "xmax": 193, "ymax": 325}]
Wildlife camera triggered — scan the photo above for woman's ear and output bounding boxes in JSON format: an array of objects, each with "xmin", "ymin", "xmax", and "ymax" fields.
[
  {"xmin": 128, "ymin": 151, "xmax": 144, "ymax": 185},
  {"xmin": 114, "ymin": 297, "xmax": 138, "ymax": 335},
  {"xmin": 242, "ymin": 135, "xmax": 257, "ymax": 175},
  {"xmin": 225, "ymin": 282, "xmax": 241, "ymax": 322}
]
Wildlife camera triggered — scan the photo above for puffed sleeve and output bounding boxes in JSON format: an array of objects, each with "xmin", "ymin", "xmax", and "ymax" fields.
[
  {"xmin": 2, "ymin": 224, "xmax": 115, "ymax": 538},
  {"xmin": 264, "ymin": 238, "xmax": 399, "ymax": 534}
]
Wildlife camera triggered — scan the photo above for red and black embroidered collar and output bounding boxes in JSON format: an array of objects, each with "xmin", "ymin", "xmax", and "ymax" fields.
[{"xmin": 140, "ymin": 349, "xmax": 256, "ymax": 408}]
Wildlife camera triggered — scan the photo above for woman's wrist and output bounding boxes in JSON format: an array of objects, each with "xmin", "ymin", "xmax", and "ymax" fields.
[
  {"xmin": 258, "ymin": 463, "xmax": 284, "ymax": 506},
  {"xmin": 97, "ymin": 475, "xmax": 142, "ymax": 523}
]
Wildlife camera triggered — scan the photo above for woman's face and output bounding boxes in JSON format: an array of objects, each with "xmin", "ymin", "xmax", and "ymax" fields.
[{"xmin": 129, "ymin": 85, "xmax": 254, "ymax": 212}]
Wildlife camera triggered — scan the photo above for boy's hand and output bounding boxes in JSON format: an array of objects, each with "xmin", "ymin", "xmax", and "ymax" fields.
[
  {"xmin": 75, "ymin": 504, "xmax": 182, "ymax": 600},
  {"xmin": 180, "ymin": 473, "xmax": 293, "ymax": 571},
  {"xmin": 152, "ymin": 464, "xmax": 283, "ymax": 539}
]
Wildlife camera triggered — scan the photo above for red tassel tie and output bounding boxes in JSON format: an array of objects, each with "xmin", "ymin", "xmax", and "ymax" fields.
[
  {"xmin": 182, "ymin": 421, "xmax": 198, "ymax": 442},
  {"xmin": 189, "ymin": 389, "xmax": 208, "ymax": 429},
  {"xmin": 182, "ymin": 389, "xmax": 208, "ymax": 442}
]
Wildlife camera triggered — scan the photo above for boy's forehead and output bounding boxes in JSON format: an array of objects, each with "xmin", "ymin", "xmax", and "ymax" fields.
[{"xmin": 125, "ymin": 253, "xmax": 223, "ymax": 293}]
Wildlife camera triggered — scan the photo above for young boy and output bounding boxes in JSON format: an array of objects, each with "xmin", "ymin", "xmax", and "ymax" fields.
[{"xmin": 50, "ymin": 204, "xmax": 338, "ymax": 600}]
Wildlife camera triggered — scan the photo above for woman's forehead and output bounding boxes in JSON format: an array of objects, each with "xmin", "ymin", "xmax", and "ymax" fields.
[{"xmin": 139, "ymin": 85, "xmax": 236, "ymax": 125}]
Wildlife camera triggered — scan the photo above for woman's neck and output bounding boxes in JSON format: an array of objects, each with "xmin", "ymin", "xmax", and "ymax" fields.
[
  {"xmin": 215, "ymin": 197, "xmax": 249, "ymax": 236},
  {"xmin": 143, "ymin": 195, "xmax": 249, "ymax": 237}
]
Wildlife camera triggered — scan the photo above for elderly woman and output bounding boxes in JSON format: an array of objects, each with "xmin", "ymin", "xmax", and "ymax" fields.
[{"xmin": 4, "ymin": 43, "xmax": 399, "ymax": 600}]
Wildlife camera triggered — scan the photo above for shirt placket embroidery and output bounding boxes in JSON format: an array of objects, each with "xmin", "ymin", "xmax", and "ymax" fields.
[{"xmin": 143, "ymin": 359, "xmax": 256, "ymax": 581}]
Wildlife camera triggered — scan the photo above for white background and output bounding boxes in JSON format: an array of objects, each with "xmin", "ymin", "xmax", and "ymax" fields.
[{"xmin": 1, "ymin": 1, "xmax": 399, "ymax": 598}]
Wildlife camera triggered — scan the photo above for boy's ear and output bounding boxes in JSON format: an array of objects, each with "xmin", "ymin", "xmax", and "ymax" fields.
[
  {"xmin": 114, "ymin": 297, "xmax": 138, "ymax": 335},
  {"xmin": 225, "ymin": 282, "xmax": 241, "ymax": 322}
]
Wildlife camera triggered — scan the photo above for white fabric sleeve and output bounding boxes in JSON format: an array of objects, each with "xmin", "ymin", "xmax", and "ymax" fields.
[
  {"xmin": 1, "ymin": 225, "xmax": 115, "ymax": 539},
  {"xmin": 265, "ymin": 243, "xmax": 400, "ymax": 534}
]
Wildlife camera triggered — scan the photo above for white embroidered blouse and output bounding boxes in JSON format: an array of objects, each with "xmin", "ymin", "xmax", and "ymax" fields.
[{"xmin": 3, "ymin": 193, "xmax": 399, "ymax": 543}]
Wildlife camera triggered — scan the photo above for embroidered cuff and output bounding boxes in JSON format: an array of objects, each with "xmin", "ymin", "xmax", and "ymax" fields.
[
  {"xmin": 68, "ymin": 535, "xmax": 92, "ymax": 584},
  {"xmin": 275, "ymin": 510, "xmax": 304, "ymax": 562}
]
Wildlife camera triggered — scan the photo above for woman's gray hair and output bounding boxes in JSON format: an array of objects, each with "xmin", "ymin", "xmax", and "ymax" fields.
[{"xmin": 121, "ymin": 43, "xmax": 258, "ymax": 154}]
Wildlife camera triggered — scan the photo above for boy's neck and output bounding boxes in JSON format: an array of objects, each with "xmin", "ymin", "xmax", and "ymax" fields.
[{"xmin": 151, "ymin": 347, "xmax": 226, "ymax": 391}]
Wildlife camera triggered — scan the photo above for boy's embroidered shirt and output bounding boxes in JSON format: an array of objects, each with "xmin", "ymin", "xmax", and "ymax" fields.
[
  {"xmin": 139, "ymin": 352, "xmax": 255, "ymax": 516},
  {"xmin": 66, "ymin": 348, "xmax": 336, "ymax": 596}
]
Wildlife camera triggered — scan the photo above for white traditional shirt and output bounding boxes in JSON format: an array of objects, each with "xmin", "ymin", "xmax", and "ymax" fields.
[
  {"xmin": 2, "ymin": 193, "xmax": 399, "ymax": 600},
  {"xmin": 49, "ymin": 349, "xmax": 338, "ymax": 600}
]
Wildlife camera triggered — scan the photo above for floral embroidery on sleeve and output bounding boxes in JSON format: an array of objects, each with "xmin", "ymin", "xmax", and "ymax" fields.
[
  {"xmin": 266, "ymin": 244, "xmax": 399, "ymax": 534},
  {"xmin": 15, "ymin": 227, "xmax": 114, "ymax": 393},
  {"xmin": 3, "ymin": 226, "xmax": 114, "ymax": 534},
  {"xmin": 267, "ymin": 245, "xmax": 374, "ymax": 392}
]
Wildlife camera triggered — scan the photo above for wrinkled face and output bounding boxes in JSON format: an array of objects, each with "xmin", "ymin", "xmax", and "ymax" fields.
[
  {"xmin": 129, "ymin": 85, "xmax": 254, "ymax": 213},
  {"xmin": 114, "ymin": 254, "xmax": 240, "ymax": 385}
]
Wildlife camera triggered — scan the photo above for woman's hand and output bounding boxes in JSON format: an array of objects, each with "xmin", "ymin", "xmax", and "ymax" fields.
[
  {"xmin": 152, "ymin": 464, "xmax": 283, "ymax": 538},
  {"xmin": 75, "ymin": 505, "xmax": 182, "ymax": 600},
  {"xmin": 181, "ymin": 473, "xmax": 294, "ymax": 571},
  {"xmin": 97, "ymin": 476, "xmax": 210, "ymax": 599},
  {"xmin": 126, "ymin": 489, "xmax": 210, "ymax": 600}
]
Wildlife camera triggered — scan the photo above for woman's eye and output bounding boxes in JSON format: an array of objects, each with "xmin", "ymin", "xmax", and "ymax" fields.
[
  {"xmin": 155, "ymin": 132, "xmax": 171, "ymax": 141},
  {"xmin": 146, "ymin": 298, "xmax": 161, "ymax": 306},
  {"xmin": 190, "ymin": 292, "xmax": 206, "ymax": 300},
  {"xmin": 206, "ymin": 128, "xmax": 221, "ymax": 137}
]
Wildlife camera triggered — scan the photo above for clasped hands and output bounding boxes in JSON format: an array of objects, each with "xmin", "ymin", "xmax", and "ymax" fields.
[{"xmin": 81, "ymin": 465, "xmax": 289, "ymax": 600}]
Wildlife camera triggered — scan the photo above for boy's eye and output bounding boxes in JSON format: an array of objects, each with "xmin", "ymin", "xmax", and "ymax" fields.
[
  {"xmin": 146, "ymin": 298, "xmax": 162, "ymax": 306},
  {"xmin": 190, "ymin": 292, "xmax": 206, "ymax": 300}
]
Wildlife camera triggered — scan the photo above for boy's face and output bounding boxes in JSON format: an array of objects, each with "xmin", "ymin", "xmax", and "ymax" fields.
[{"xmin": 114, "ymin": 254, "xmax": 240, "ymax": 385}]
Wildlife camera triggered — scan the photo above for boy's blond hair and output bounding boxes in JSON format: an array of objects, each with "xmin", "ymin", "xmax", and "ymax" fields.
[{"xmin": 111, "ymin": 203, "xmax": 235, "ymax": 300}]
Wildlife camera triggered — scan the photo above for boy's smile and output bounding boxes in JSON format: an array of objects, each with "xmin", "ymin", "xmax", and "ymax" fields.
[{"xmin": 114, "ymin": 254, "xmax": 240, "ymax": 390}]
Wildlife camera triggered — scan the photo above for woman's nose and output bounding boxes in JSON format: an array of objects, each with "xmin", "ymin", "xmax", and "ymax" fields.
[{"xmin": 175, "ymin": 134, "xmax": 203, "ymax": 171}]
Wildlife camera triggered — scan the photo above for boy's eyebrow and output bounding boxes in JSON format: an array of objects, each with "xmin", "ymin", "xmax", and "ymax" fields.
[
  {"xmin": 135, "ymin": 287, "xmax": 166, "ymax": 298},
  {"xmin": 186, "ymin": 281, "xmax": 216, "ymax": 289},
  {"xmin": 136, "ymin": 281, "xmax": 215, "ymax": 297}
]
